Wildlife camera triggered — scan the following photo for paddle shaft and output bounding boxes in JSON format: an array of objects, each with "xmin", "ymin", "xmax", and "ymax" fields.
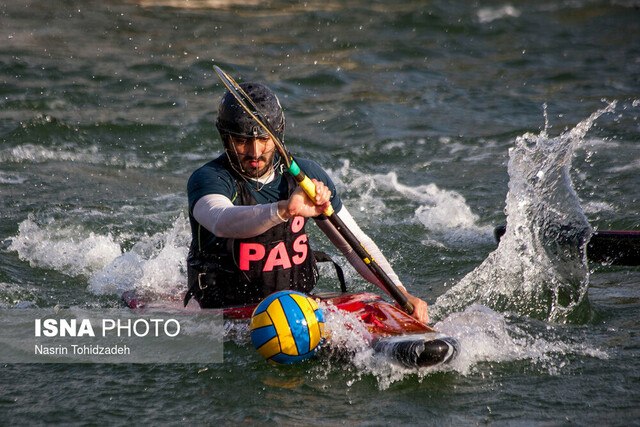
[
  {"xmin": 288, "ymin": 161, "xmax": 414, "ymax": 313},
  {"xmin": 213, "ymin": 65, "xmax": 414, "ymax": 314}
]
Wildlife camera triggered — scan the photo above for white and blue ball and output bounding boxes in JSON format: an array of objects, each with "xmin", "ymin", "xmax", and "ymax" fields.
[{"xmin": 250, "ymin": 290, "xmax": 325, "ymax": 364}]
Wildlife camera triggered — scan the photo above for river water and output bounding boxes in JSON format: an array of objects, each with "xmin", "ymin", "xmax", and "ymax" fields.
[{"xmin": 1, "ymin": 0, "xmax": 639, "ymax": 424}]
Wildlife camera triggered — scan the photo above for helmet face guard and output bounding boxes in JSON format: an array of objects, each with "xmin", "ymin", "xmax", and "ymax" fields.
[
  {"xmin": 216, "ymin": 82, "xmax": 285, "ymax": 143},
  {"xmin": 215, "ymin": 82, "xmax": 285, "ymax": 181}
]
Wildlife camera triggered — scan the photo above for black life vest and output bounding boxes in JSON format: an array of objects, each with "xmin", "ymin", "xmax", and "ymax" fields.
[{"xmin": 185, "ymin": 167, "xmax": 319, "ymax": 308}]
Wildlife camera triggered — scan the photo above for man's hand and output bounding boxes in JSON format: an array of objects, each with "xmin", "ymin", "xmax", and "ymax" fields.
[
  {"xmin": 400, "ymin": 289, "xmax": 430, "ymax": 324},
  {"xmin": 278, "ymin": 179, "xmax": 331, "ymax": 220}
]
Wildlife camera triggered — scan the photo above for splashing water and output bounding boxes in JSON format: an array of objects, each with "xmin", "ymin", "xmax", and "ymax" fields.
[
  {"xmin": 434, "ymin": 305, "xmax": 608, "ymax": 376},
  {"xmin": 7, "ymin": 214, "xmax": 190, "ymax": 301},
  {"xmin": 87, "ymin": 215, "xmax": 190, "ymax": 298},
  {"xmin": 432, "ymin": 102, "xmax": 617, "ymax": 323},
  {"xmin": 310, "ymin": 299, "xmax": 607, "ymax": 390},
  {"xmin": 7, "ymin": 215, "xmax": 123, "ymax": 277}
]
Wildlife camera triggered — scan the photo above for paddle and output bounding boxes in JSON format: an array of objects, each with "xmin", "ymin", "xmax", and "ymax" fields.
[{"xmin": 213, "ymin": 65, "xmax": 414, "ymax": 315}]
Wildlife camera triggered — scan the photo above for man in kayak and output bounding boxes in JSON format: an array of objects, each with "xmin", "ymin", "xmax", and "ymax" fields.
[{"xmin": 185, "ymin": 82, "xmax": 430, "ymax": 323}]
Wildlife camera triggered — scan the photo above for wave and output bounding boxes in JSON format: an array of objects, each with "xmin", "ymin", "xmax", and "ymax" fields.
[
  {"xmin": 0, "ymin": 114, "xmax": 168, "ymax": 169},
  {"xmin": 0, "ymin": 142, "xmax": 167, "ymax": 169}
]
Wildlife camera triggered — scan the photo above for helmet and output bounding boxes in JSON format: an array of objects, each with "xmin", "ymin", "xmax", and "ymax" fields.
[{"xmin": 216, "ymin": 82, "xmax": 285, "ymax": 142}]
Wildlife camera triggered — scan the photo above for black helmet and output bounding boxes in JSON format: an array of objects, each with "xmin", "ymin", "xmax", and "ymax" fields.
[{"xmin": 215, "ymin": 82, "xmax": 285, "ymax": 142}]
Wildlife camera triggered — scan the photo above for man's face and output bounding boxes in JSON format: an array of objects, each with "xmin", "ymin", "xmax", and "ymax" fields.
[{"xmin": 227, "ymin": 135, "xmax": 277, "ymax": 179}]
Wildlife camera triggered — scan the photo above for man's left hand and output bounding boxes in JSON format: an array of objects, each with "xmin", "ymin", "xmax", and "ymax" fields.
[{"xmin": 401, "ymin": 290, "xmax": 430, "ymax": 324}]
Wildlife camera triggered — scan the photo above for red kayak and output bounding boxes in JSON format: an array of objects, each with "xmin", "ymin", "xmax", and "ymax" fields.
[{"xmin": 123, "ymin": 291, "xmax": 459, "ymax": 368}]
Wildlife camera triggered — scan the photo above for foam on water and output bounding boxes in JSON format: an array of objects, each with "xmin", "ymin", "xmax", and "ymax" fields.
[
  {"xmin": 432, "ymin": 102, "xmax": 617, "ymax": 323},
  {"xmin": 314, "ymin": 300, "xmax": 607, "ymax": 390},
  {"xmin": 8, "ymin": 215, "xmax": 123, "ymax": 278},
  {"xmin": 6, "ymin": 214, "xmax": 190, "ymax": 300},
  {"xmin": 327, "ymin": 160, "xmax": 493, "ymax": 246},
  {"xmin": 435, "ymin": 306, "xmax": 607, "ymax": 374},
  {"xmin": 0, "ymin": 115, "xmax": 168, "ymax": 169},
  {"xmin": 412, "ymin": 184, "xmax": 494, "ymax": 246},
  {"xmin": 0, "ymin": 142, "xmax": 166, "ymax": 169},
  {"xmin": 477, "ymin": 5, "xmax": 521, "ymax": 23},
  {"xmin": 87, "ymin": 215, "xmax": 190, "ymax": 298}
]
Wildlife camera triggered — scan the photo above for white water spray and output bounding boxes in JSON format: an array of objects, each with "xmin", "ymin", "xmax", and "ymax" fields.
[{"xmin": 432, "ymin": 102, "xmax": 617, "ymax": 323}]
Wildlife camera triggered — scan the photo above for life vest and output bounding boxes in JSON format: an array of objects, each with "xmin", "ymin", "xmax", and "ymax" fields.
[{"xmin": 185, "ymin": 165, "xmax": 319, "ymax": 308}]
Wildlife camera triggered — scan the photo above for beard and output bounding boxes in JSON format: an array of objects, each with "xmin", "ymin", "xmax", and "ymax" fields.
[{"xmin": 227, "ymin": 147, "xmax": 277, "ymax": 180}]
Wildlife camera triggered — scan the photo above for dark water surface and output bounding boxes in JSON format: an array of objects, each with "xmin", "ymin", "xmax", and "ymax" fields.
[{"xmin": 1, "ymin": 0, "xmax": 639, "ymax": 425}]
